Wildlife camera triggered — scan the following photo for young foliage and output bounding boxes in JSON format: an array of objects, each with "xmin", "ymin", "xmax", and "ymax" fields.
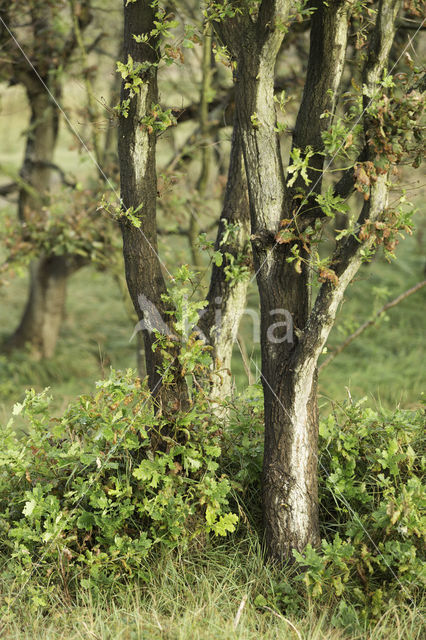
[{"xmin": 0, "ymin": 370, "xmax": 237, "ymax": 591}]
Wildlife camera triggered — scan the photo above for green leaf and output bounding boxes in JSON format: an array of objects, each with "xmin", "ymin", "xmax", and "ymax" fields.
[
  {"xmin": 213, "ymin": 251, "xmax": 223, "ymax": 267},
  {"xmin": 23, "ymin": 499, "xmax": 36, "ymax": 516},
  {"xmin": 77, "ymin": 511, "xmax": 96, "ymax": 530},
  {"xmin": 211, "ymin": 513, "xmax": 238, "ymax": 536}
]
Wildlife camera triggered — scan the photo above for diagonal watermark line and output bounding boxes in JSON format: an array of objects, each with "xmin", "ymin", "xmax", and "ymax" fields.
[
  {"xmin": 251, "ymin": 361, "xmax": 419, "ymax": 603},
  {"xmin": 0, "ymin": 16, "xmax": 175, "ymax": 282},
  {"xmin": 0, "ymin": 16, "xmax": 201, "ymax": 610},
  {"xmin": 247, "ymin": 17, "xmax": 426, "ymax": 291}
]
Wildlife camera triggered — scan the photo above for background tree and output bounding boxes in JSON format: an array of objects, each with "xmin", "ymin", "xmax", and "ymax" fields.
[
  {"xmin": 0, "ymin": 0, "xmax": 121, "ymax": 359},
  {"xmin": 0, "ymin": 1, "xmax": 94, "ymax": 358}
]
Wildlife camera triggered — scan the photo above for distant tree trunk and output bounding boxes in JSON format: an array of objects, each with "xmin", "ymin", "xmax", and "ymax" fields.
[
  {"xmin": 9, "ymin": 256, "xmax": 68, "ymax": 359},
  {"xmin": 118, "ymin": 0, "xmax": 189, "ymax": 413},
  {"xmin": 4, "ymin": 1, "xmax": 94, "ymax": 359},
  {"xmin": 7, "ymin": 86, "xmax": 68, "ymax": 359}
]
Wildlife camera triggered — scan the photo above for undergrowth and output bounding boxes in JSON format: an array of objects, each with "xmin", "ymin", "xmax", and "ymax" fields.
[{"xmin": 0, "ymin": 369, "xmax": 424, "ymax": 638}]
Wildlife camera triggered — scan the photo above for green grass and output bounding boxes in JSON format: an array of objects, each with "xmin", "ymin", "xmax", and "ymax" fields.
[
  {"xmin": 318, "ymin": 232, "xmax": 426, "ymax": 409},
  {"xmin": 0, "ymin": 266, "xmax": 136, "ymax": 420},
  {"xmin": 1, "ymin": 539, "xmax": 424, "ymax": 640}
]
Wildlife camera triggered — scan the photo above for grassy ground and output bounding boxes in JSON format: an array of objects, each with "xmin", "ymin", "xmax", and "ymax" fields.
[{"xmin": 1, "ymin": 539, "xmax": 424, "ymax": 640}]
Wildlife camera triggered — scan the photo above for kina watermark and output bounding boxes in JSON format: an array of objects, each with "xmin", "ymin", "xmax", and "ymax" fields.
[{"xmin": 130, "ymin": 294, "xmax": 294, "ymax": 345}]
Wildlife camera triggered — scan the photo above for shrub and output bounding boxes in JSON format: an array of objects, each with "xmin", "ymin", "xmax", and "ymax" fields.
[
  {"xmin": 219, "ymin": 384, "xmax": 264, "ymax": 525},
  {"xmin": 220, "ymin": 394, "xmax": 425, "ymax": 625},
  {"xmin": 1, "ymin": 370, "xmax": 424, "ymax": 630},
  {"xmin": 0, "ymin": 369, "xmax": 237, "ymax": 591},
  {"xmin": 293, "ymin": 399, "xmax": 425, "ymax": 623}
]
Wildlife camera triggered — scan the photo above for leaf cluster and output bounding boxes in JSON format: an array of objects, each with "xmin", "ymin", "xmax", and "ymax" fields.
[
  {"xmin": 0, "ymin": 369, "xmax": 237, "ymax": 591},
  {"xmin": 293, "ymin": 400, "xmax": 425, "ymax": 623}
]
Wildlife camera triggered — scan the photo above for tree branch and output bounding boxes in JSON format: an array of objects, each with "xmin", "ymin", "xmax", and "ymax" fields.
[
  {"xmin": 363, "ymin": 0, "xmax": 402, "ymax": 89},
  {"xmin": 189, "ymin": 23, "xmax": 213, "ymax": 268},
  {"xmin": 319, "ymin": 279, "xmax": 426, "ymax": 372},
  {"xmin": 86, "ymin": 32, "xmax": 105, "ymax": 54},
  {"xmin": 26, "ymin": 161, "xmax": 77, "ymax": 187},
  {"xmin": 0, "ymin": 182, "xmax": 18, "ymax": 197},
  {"xmin": 61, "ymin": 0, "xmax": 93, "ymax": 65},
  {"xmin": 330, "ymin": 0, "xmax": 403, "ymax": 275},
  {"xmin": 69, "ymin": 0, "xmax": 103, "ymax": 172},
  {"xmin": 296, "ymin": 0, "xmax": 403, "ymax": 369},
  {"xmin": 333, "ymin": 147, "xmax": 368, "ymax": 199},
  {"xmin": 291, "ymin": 0, "xmax": 352, "ymax": 204}
]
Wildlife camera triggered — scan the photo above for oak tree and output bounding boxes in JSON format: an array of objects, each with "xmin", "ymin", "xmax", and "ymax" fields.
[{"xmin": 118, "ymin": 0, "xmax": 424, "ymax": 560}]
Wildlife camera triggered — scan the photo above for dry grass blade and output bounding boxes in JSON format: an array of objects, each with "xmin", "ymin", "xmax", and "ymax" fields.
[
  {"xmin": 262, "ymin": 605, "xmax": 303, "ymax": 640},
  {"xmin": 233, "ymin": 594, "xmax": 248, "ymax": 630},
  {"xmin": 80, "ymin": 621, "xmax": 102, "ymax": 640}
]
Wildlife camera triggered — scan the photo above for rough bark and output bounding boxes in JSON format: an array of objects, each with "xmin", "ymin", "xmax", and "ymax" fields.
[
  {"xmin": 118, "ymin": 0, "xmax": 189, "ymax": 412},
  {"xmin": 281, "ymin": 0, "xmax": 402, "ymax": 555},
  {"xmin": 214, "ymin": 0, "xmax": 321, "ymax": 558},
  {"xmin": 212, "ymin": 0, "xmax": 403, "ymax": 560},
  {"xmin": 198, "ymin": 120, "xmax": 250, "ymax": 407}
]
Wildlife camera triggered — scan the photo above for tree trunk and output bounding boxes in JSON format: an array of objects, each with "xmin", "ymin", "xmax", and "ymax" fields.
[
  {"xmin": 237, "ymin": 58, "xmax": 319, "ymax": 560},
  {"xmin": 8, "ymin": 256, "xmax": 68, "ymax": 359},
  {"xmin": 198, "ymin": 120, "xmax": 250, "ymax": 406},
  {"xmin": 262, "ymin": 366, "xmax": 320, "ymax": 557},
  {"xmin": 212, "ymin": 0, "xmax": 353, "ymax": 559},
  {"xmin": 258, "ymin": 1, "xmax": 353, "ymax": 559},
  {"xmin": 189, "ymin": 23, "xmax": 213, "ymax": 269},
  {"xmin": 118, "ymin": 0, "xmax": 189, "ymax": 413},
  {"xmin": 228, "ymin": 12, "xmax": 321, "ymax": 558},
  {"xmin": 7, "ymin": 87, "xmax": 66, "ymax": 358},
  {"xmin": 3, "ymin": 3, "xmax": 96, "ymax": 359}
]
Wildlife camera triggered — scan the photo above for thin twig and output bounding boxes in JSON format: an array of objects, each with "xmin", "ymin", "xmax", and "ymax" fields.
[
  {"xmin": 319, "ymin": 280, "xmax": 426, "ymax": 372},
  {"xmin": 237, "ymin": 334, "xmax": 255, "ymax": 386}
]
